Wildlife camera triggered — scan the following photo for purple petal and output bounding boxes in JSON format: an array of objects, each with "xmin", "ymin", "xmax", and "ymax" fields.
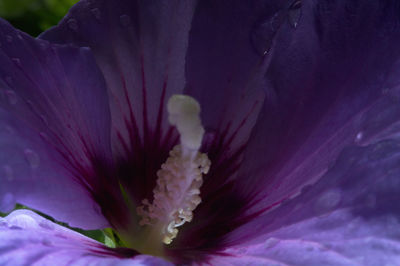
[
  {"xmin": 0, "ymin": 210, "xmax": 172, "ymax": 266},
  {"xmin": 185, "ymin": 0, "xmax": 282, "ymax": 149},
  {"xmin": 0, "ymin": 18, "xmax": 112, "ymax": 229},
  {"xmin": 217, "ymin": 138, "xmax": 400, "ymax": 265},
  {"xmin": 235, "ymin": 0, "xmax": 400, "ymax": 216},
  {"xmin": 40, "ymin": 0, "xmax": 196, "ymax": 156}
]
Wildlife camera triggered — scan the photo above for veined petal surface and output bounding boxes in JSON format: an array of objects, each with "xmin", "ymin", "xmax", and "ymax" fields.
[
  {"xmin": 0, "ymin": 17, "xmax": 112, "ymax": 229},
  {"xmin": 216, "ymin": 139, "xmax": 400, "ymax": 265},
  {"xmin": 41, "ymin": 0, "xmax": 196, "ymax": 157},
  {"xmin": 234, "ymin": 0, "xmax": 400, "ymax": 225}
]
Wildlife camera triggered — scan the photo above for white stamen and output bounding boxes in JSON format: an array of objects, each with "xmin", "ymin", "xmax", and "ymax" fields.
[
  {"xmin": 137, "ymin": 95, "xmax": 210, "ymax": 244},
  {"xmin": 167, "ymin": 94, "xmax": 205, "ymax": 154}
]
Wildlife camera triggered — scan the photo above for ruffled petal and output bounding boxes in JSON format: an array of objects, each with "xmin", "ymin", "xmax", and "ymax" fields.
[
  {"xmin": 235, "ymin": 0, "xmax": 400, "ymax": 217},
  {"xmin": 0, "ymin": 210, "xmax": 172, "ymax": 266},
  {"xmin": 40, "ymin": 0, "xmax": 196, "ymax": 156},
  {"xmin": 0, "ymin": 18, "xmax": 112, "ymax": 229},
  {"xmin": 224, "ymin": 137, "xmax": 400, "ymax": 265}
]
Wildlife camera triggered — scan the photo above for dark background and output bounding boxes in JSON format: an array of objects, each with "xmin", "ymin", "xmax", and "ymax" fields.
[{"xmin": 0, "ymin": 0, "xmax": 78, "ymax": 36}]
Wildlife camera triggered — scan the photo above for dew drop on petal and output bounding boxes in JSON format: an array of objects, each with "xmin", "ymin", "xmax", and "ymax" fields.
[
  {"xmin": 55, "ymin": 233, "xmax": 67, "ymax": 239},
  {"xmin": 5, "ymin": 90, "xmax": 17, "ymax": 105},
  {"xmin": 355, "ymin": 131, "xmax": 363, "ymax": 144},
  {"xmin": 91, "ymin": 8, "xmax": 101, "ymax": 20},
  {"xmin": 40, "ymin": 114, "xmax": 49, "ymax": 126},
  {"xmin": 250, "ymin": 11, "xmax": 283, "ymax": 55},
  {"xmin": 93, "ymin": 203, "xmax": 102, "ymax": 215},
  {"xmin": 119, "ymin": 14, "xmax": 131, "ymax": 27},
  {"xmin": 24, "ymin": 149, "xmax": 40, "ymax": 169},
  {"xmin": 67, "ymin": 18, "xmax": 79, "ymax": 31},
  {"xmin": 39, "ymin": 41, "xmax": 49, "ymax": 50},
  {"xmin": 314, "ymin": 189, "xmax": 341, "ymax": 212},
  {"xmin": 39, "ymin": 221, "xmax": 55, "ymax": 230},
  {"xmin": 9, "ymin": 225, "xmax": 22, "ymax": 230},
  {"xmin": 288, "ymin": 0, "xmax": 302, "ymax": 28},
  {"xmin": 11, "ymin": 58, "xmax": 21, "ymax": 67},
  {"xmin": 3, "ymin": 165, "xmax": 14, "ymax": 181},
  {"xmin": 42, "ymin": 239, "xmax": 53, "ymax": 246},
  {"xmin": 0, "ymin": 193, "xmax": 15, "ymax": 212},
  {"xmin": 39, "ymin": 132, "xmax": 50, "ymax": 143},
  {"xmin": 9, "ymin": 214, "xmax": 38, "ymax": 229},
  {"xmin": 84, "ymin": 0, "xmax": 94, "ymax": 7},
  {"xmin": 264, "ymin": 237, "xmax": 280, "ymax": 249}
]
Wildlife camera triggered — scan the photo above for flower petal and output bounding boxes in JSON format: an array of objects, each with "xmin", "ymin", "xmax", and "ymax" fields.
[
  {"xmin": 219, "ymin": 139, "xmax": 400, "ymax": 265},
  {"xmin": 0, "ymin": 18, "xmax": 112, "ymax": 229},
  {"xmin": 235, "ymin": 0, "xmax": 400, "ymax": 216},
  {"xmin": 0, "ymin": 210, "xmax": 172, "ymax": 266},
  {"xmin": 185, "ymin": 0, "xmax": 282, "ymax": 149},
  {"xmin": 40, "ymin": 0, "xmax": 196, "ymax": 155}
]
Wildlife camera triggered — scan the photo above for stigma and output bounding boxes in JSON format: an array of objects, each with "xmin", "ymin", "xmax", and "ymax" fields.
[{"xmin": 137, "ymin": 95, "xmax": 211, "ymax": 245}]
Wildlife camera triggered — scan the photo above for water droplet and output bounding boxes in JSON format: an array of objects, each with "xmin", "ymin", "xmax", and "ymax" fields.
[
  {"xmin": 55, "ymin": 232, "xmax": 68, "ymax": 239},
  {"xmin": 39, "ymin": 221, "xmax": 54, "ymax": 230},
  {"xmin": 39, "ymin": 132, "xmax": 50, "ymax": 143},
  {"xmin": 42, "ymin": 239, "xmax": 53, "ymax": 246},
  {"xmin": 5, "ymin": 90, "xmax": 17, "ymax": 105},
  {"xmin": 6, "ymin": 35, "xmax": 13, "ymax": 43},
  {"xmin": 288, "ymin": 0, "xmax": 302, "ymax": 28},
  {"xmin": 314, "ymin": 189, "xmax": 341, "ymax": 212},
  {"xmin": 1, "ymin": 193, "xmax": 15, "ymax": 212},
  {"xmin": 26, "ymin": 100, "xmax": 34, "ymax": 110},
  {"xmin": 251, "ymin": 11, "xmax": 284, "ymax": 55},
  {"xmin": 3, "ymin": 165, "xmax": 14, "ymax": 181},
  {"xmin": 264, "ymin": 237, "xmax": 279, "ymax": 249},
  {"xmin": 9, "ymin": 225, "xmax": 22, "ymax": 230},
  {"xmin": 17, "ymin": 33, "xmax": 23, "ymax": 40},
  {"xmin": 119, "ymin": 14, "xmax": 131, "ymax": 27},
  {"xmin": 355, "ymin": 131, "xmax": 363, "ymax": 144},
  {"xmin": 9, "ymin": 213, "xmax": 38, "ymax": 228},
  {"xmin": 67, "ymin": 19, "xmax": 79, "ymax": 31},
  {"xmin": 40, "ymin": 114, "xmax": 49, "ymax": 126},
  {"xmin": 12, "ymin": 58, "xmax": 21, "ymax": 67},
  {"xmin": 306, "ymin": 246, "xmax": 314, "ymax": 252},
  {"xmin": 84, "ymin": 0, "xmax": 94, "ymax": 7},
  {"xmin": 91, "ymin": 8, "xmax": 101, "ymax": 20},
  {"xmin": 39, "ymin": 41, "xmax": 49, "ymax": 50},
  {"xmin": 24, "ymin": 149, "xmax": 40, "ymax": 169},
  {"xmin": 93, "ymin": 203, "xmax": 102, "ymax": 215}
]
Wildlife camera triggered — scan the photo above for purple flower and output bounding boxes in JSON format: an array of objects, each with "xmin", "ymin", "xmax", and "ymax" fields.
[{"xmin": 1, "ymin": 0, "xmax": 400, "ymax": 265}]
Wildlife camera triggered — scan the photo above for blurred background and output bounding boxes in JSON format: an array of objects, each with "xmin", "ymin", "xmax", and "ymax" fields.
[{"xmin": 0, "ymin": 0, "xmax": 78, "ymax": 36}]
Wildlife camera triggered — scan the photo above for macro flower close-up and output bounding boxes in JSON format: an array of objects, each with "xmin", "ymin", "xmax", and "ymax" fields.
[{"xmin": 1, "ymin": 0, "xmax": 400, "ymax": 265}]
